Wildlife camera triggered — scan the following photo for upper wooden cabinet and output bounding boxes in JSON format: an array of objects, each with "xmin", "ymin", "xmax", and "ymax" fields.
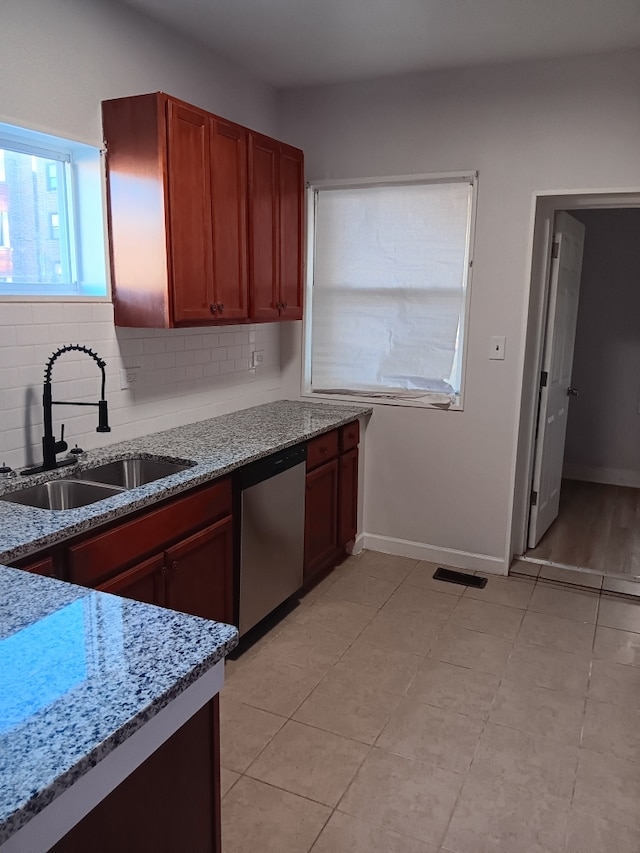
[
  {"xmin": 102, "ymin": 92, "xmax": 303, "ymax": 328},
  {"xmin": 166, "ymin": 101, "xmax": 217, "ymax": 324},
  {"xmin": 249, "ymin": 134, "xmax": 304, "ymax": 321}
]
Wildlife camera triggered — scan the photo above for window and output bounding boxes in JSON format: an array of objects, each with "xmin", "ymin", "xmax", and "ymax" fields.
[
  {"xmin": 0, "ymin": 122, "xmax": 108, "ymax": 298},
  {"xmin": 304, "ymin": 173, "xmax": 476, "ymax": 408},
  {"xmin": 46, "ymin": 162, "xmax": 58, "ymax": 191},
  {"xmin": 49, "ymin": 212, "xmax": 60, "ymax": 240}
]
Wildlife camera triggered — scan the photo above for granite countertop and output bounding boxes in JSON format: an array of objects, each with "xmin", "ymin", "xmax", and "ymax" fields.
[
  {"xmin": 0, "ymin": 566, "xmax": 238, "ymax": 845},
  {"xmin": 0, "ymin": 400, "xmax": 371, "ymax": 565}
]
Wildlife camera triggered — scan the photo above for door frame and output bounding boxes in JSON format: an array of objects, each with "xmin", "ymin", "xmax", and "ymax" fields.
[{"xmin": 507, "ymin": 189, "xmax": 640, "ymax": 568}]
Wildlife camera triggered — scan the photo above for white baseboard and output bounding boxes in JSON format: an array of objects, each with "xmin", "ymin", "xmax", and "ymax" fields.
[
  {"xmin": 563, "ymin": 463, "xmax": 640, "ymax": 488},
  {"xmin": 361, "ymin": 533, "xmax": 507, "ymax": 576},
  {"xmin": 347, "ymin": 533, "xmax": 366, "ymax": 556}
]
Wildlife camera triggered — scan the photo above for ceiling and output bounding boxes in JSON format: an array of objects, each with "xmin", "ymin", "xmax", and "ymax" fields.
[{"xmin": 121, "ymin": 0, "xmax": 640, "ymax": 88}]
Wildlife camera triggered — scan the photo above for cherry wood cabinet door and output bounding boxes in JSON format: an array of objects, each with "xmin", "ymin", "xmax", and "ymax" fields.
[
  {"xmin": 103, "ymin": 92, "xmax": 171, "ymax": 329},
  {"xmin": 278, "ymin": 143, "xmax": 304, "ymax": 320},
  {"xmin": 167, "ymin": 100, "xmax": 215, "ymax": 324},
  {"xmin": 96, "ymin": 553, "xmax": 166, "ymax": 607},
  {"xmin": 304, "ymin": 459, "xmax": 339, "ymax": 582},
  {"xmin": 165, "ymin": 516, "xmax": 233, "ymax": 624},
  {"xmin": 50, "ymin": 698, "xmax": 221, "ymax": 853},
  {"xmin": 210, "ymin": 118, "xmax": 248, "ymax": 321},
  {"xmin": 248, "ymin": 132, "xmax": 280, "ymax": 321},
  {"xmin": 21, "ymin": 555, "xmax": 57, "ymax": 578},
  {"xmin": 249, "ymin": 134, "xmax": 304, "ymax": 322},
  {"xmin": 338, "ymin": 448, "xmax": 359, "ymax": 547}
]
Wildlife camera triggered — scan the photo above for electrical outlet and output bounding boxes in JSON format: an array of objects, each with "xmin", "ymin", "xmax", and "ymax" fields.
[
  {"xmin": 251, "ymin": 350, "xmax": 265, "ymax": 369},
  {"xmin": 120, "ymin": 367, "xmax": 140, "ymax": 389}
]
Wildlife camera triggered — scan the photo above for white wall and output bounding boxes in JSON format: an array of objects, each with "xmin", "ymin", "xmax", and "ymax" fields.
[
  {"xmin": 563, "ymin": 209, "xmax": 640, "ymax": 486},
  {"xmin": 279, "ymin": 50, "xmax": 640, "ymax": 571},
  {"xmin": 0, "ymin": 0, "xmax": 283, "ymax": 470}
]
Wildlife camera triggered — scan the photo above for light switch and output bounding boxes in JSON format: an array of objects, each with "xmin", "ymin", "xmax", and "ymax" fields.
[{"xmin": 489, "ymin": 336, "xmax": 506, "ymax": 360}]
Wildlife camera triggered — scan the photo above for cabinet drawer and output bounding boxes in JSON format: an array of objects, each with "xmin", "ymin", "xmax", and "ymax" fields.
[
  {"xmin": 306, "ymin": 430, "xmax": 339, "ymax": 471},
  {"xmin": 18, "ymin": 555, "xmax": 57, "ymax": 578},
  {"xmin": 68, "ymin": 478, "xmax": 232, "ymax": 587},
  {"xmin": 340, "ymin": 420, "xmax": 360, "ymax": 452}
]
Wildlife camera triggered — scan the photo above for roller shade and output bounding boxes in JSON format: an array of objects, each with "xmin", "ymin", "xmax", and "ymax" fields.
[{"xmin": 309, "ymin": 178, "xmax": 474, "ymax": 404}]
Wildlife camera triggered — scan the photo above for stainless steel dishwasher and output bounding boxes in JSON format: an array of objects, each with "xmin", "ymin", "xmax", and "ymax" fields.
[{"xmin": 236, "ymin": 443, "xmax": 307, "ymax": 637}]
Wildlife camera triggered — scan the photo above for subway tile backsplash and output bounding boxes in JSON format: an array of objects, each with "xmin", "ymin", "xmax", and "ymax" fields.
[{"xmin": 0, "ymin": 302, "xmax": 282, "ymax": 470}]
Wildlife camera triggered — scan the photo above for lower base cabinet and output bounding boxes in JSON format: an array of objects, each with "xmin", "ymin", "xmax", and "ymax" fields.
[
  {"xmin": 338, "ymin": 447, "xmax": 358, "ymax": 547},
  {"xmin": 94, "ymin": 516, "xmax": 233, "ymax": 621},
  {"xmin": 50, "ymin": 698, "xmax": 221, "ymax": 853},
  {"xmin": 303, "ymin": 421, "xmax": 360, "ymax": 586},
  {"xmin": 165, "ymin": 516, "xmax": 233, "ymax": 623},
  {"xmin": 68, "ymin": 478, "xmax": 234, "ymax": 625},
  {"xmin": 303, "ymin": 457, "xmax": 339, "ymax": 584}
]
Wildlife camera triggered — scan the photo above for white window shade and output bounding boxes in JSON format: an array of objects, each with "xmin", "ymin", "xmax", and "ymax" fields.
[{"xmin": 308, "ymin": 178, "xmax": 474, "ymax": 405}]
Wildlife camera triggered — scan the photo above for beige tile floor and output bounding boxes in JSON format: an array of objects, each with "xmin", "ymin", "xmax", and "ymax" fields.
[{"xmin": 220, "ymin": 551, "xmax": 640, "ymax": 853}]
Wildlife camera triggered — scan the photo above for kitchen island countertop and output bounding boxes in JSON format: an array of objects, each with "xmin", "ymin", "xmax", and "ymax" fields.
[{"xmin": 0, "ymin": 566, "xmax": 238, "ymax": 848}]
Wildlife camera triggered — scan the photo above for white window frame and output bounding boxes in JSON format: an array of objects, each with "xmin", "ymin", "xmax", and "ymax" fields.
[
  {"xmin": 0, "ymin": 122, "xmax": 108, "ymax": 300},
  {"xmin": 302, "ymin": 171, "xmax": 477, "ymax": 410}
]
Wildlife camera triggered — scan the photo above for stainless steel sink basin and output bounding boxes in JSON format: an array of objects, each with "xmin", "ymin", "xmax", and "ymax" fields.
[
  {"xmin": 76, "ymin": 456, "xmax": 195, "ymax": 489},
  {"xmin": 0, "ymin": 479, "xmax": 125, "ymax": 510}
]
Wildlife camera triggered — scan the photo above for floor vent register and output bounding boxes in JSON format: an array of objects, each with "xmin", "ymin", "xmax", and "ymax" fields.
[{"xmin": 433, "ymin": 567, "xmax": 488, "ymax": 589}]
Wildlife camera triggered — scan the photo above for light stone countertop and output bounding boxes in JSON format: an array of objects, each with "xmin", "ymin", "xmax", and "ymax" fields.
[
  {"xmin": 0, "ymin": 400, "xmax": 372, "ymax": 565},
  {"xmin": 0, "ymin": 566, "xmax": 238, "ymax": 846}
]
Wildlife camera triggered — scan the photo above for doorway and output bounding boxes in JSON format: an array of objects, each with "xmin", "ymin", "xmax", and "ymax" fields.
[{"xmin": 510, "ymin": 192, "xmax": 640, "ymax": 589}]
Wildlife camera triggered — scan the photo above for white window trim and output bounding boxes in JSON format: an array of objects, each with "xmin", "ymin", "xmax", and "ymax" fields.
[
  {"xmin": 301, "ymin": 171, "xmax": 478, "ymax": 411},
  {"xmin": 0, "ymin": 122, "xmax": 108, "ymax": 300}
]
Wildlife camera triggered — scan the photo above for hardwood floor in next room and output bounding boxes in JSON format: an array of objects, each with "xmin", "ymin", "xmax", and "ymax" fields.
[
  {"xmin": 220, "ymin": 549, "xmax": 640, "ymax": 853},
  {"xmin": 527, "ymin": 478, "xmax": 640, "ymax": 578}
]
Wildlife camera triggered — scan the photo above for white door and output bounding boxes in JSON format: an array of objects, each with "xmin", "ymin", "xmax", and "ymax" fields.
[{"xmin": 528, "ymin": 211, "xmax": 585, "ymax": 548}]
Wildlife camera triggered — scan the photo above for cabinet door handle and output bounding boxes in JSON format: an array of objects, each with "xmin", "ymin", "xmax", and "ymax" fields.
[
  {"xmin": 210, "ymin": 303, "xmax": 217, "ymax": 314},
  {"xmin": 218, "ymin": 303, "xmax": 224, "ymax": 312},
  {"xmin": 282, "ymin": 302, "xmax": 287, "ymax": 310},
  {"xmin": 276, "ymin": 301, "xmax": 283, "ymax": 311}
]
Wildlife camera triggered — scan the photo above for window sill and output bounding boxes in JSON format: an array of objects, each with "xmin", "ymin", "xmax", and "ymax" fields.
[
  {"xmin": 0, "ymin": 294, "xmax": 111, "ymax": 303},
  {"xmin": 301, "ymin": 389, "xmax": 463, "ymax": 411}
]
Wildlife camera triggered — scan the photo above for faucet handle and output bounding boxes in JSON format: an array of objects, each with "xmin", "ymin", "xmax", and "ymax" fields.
[
  {"xmin": 0, "ymin": 461, "xmax": 17, "ymax": 479},
  {"xmin": 55, "ymin": 424, "xmax": 68, "ymax": 455}
]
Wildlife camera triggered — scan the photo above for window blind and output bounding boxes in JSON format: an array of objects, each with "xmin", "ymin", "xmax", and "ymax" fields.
[{"xmin": 310, "ymin": 178, "xmax": 473, "ymax": 404}]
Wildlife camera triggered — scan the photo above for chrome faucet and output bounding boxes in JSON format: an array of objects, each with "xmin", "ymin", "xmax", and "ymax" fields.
[{"xmin": 23, "ymin": 344, "xmax": 111, "ymax": 474}]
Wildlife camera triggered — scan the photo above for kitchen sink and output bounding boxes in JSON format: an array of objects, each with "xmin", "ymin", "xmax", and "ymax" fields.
[
  {"xmin": 76, "ymin": 456, "xmax": 195, "ymax": 489},
  {"xmin": 0, "ymin": 457, "xmax": 196, "ymax": 510},
  {"xmin": 0, "ymin": 479, "xmax": 125, "ymax": 510}
]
